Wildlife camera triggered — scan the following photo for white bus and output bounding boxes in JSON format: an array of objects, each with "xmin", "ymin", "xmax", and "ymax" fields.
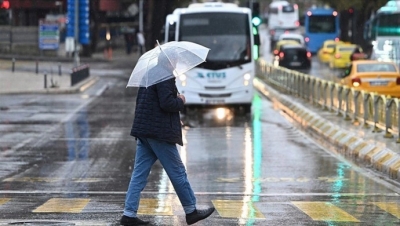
[
  {"xmin": 166, "ymin": 2, "xmax": 258, "ymax": 113},
  {"xmin": 268, "ymin": 0, "xmax": 300, "ymax": 30}
]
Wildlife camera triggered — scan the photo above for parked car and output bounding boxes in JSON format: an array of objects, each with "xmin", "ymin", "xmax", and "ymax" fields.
[
  {"xmin": 339, "ymin": 60, "xmax": 400, "ymax": 97},
  {"xmin": 329, "ymin": 44, "xmax": 360, "ymax": 69},
  {"xmin": 317, "ymin": 40, "xmax": 343, "ymax": 63},
  {"xmin": 274, "ymin": 44, "xmax": 311, "ymax": 70}
]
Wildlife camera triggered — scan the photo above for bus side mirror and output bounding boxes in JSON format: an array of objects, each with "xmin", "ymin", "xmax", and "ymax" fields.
[{"xmin": 254, "ymin": 34, "xmax": 260, "ymax": 46}]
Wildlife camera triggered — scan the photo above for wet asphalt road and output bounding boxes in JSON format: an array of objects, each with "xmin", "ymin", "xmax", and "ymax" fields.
[{"xmin": 1, "ymin": 34, "xmax": 400, "ymax": 226}]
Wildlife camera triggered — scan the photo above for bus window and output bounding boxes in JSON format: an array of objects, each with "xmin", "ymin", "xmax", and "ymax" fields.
[
  {"xmin": 179, "ymin": 13, "xmax": 251, "ymax": 65},
  {"xmin": 269, "ymin": 7, "xmax": 278, "ymax": 14},
  {"xmin": 282, "ymin": 5, "xmax": 294, "ymax": 13},
  {"xmin": 308, "ymin": 15, "xmax": 336, "ymax": 33},
  {"xmin": 168, "ymin": 23, "xmax": 176, "ymax": 42}
]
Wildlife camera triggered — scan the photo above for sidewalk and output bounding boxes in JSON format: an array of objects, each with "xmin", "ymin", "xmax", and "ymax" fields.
[{"xmin": 0, "ymin": 39, "xmax": 139, "ymax": 95}]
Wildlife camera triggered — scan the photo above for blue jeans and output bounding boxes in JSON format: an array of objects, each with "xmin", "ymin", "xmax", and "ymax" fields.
[{"xmin": 123, "ymin": 137, "xmax": 196, "ymax": 217}]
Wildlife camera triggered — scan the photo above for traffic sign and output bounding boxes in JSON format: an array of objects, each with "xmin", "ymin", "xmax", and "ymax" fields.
[
  {"xmin": 66, "ymin": 0, "xmax": 75, "ymax": 37},
  {"xmin": 79, "ymin": 0, "xmax": 89, "ymax": 44},
  {"xmin": 39, "ymin": 20, "xmax": 60, "ymax": 50}
]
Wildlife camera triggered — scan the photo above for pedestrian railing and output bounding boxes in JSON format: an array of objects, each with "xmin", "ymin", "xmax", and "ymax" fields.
[{"xmin": 256, "ymin": 59, "xmax": 400, "ymax": 143}]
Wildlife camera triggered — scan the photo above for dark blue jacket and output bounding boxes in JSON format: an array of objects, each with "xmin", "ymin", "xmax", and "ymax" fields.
[{"xmin": 130, "ymin": 78, "xmax": 184, "ymax": 146}]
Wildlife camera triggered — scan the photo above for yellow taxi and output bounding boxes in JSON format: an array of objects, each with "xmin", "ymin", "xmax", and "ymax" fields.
[
  {"xmin": 317, "ymin": 40, "xmax": 343, "ymax": 63},
  {"xmin": 273, "ymin": 40, "xmax": 299, "ymax": 56},
  {"xmin": 329, "ymin": 44, "xmax": 361, "ymax": 69},
  {"xmin": 339, "ymin": 60, "xmax": 400, "ymax": 97}
]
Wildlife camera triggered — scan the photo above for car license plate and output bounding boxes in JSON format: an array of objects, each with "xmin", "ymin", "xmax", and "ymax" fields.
[
  {"xmin": 205, "ymin": 99, "xmax": 225, "ymax": 104},
  {"xmin": 370, "ymin": 81, "xmax": 388, "ymax": 86},
  {"xmin": 290, "ymin": 62, "xmax": 301, "ymax": 66}
]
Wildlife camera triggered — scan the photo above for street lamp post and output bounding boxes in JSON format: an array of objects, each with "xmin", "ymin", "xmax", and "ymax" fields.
[
  {"xmin": 55, "ymin": 1, "xmax": 63, "ymax": 15},
  {"xmin": 139, "ymin": 0, "xmax": 143, "ymax": 33}
]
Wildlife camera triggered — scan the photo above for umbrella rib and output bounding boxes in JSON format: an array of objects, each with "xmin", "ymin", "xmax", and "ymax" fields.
[
  {"xmin": 145, "ymin": 48, "xmax": 159, "ymax": 88},
  {"xmin": 156, "ymin": 40, "xmax": 176, "ymax": 75}
]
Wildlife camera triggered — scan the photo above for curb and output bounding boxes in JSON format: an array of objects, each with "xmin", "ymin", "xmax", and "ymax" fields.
[
  {"xmin": 254, "ymin": 77, "xmax": 400, "ymax": 181},
  {"xmin": 0, "ymin": 76, "xmax": 99, "ymax": 95},
  {"xmin": 0, "ymin": 54, "xmax": 109, "ymax": 63}
]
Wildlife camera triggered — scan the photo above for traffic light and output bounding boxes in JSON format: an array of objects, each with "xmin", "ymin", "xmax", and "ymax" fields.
[
  {"xmin": 252, "ymin": 2, "xmax": 262, "ymax": 27},
  {"xmin": 348, "ymin": 7, "xmax": 354, "ymax": 18},
  {"xmin": 0, "ymin": 0, "xmax": 10, "ymax": 9}
]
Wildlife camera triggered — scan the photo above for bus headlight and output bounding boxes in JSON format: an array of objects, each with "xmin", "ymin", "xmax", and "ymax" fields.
[
  {"xmin": 243, "ymin": 72, "xmax": 251, "ymax": 86},
  {"xmin": 244, "ymin": 73, "xmax": 251, "ymax": 80},
  {"xmin": 179, "ymin": 74, "xmax": 187, "ymax": 82},
  {"xmin": 178, "ymin": 74, "xmax": 187, "ymax": 87}
]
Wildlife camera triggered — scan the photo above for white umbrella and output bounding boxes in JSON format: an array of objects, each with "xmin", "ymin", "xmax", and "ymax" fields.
[{"xmin": 127, "ymin": 41, "xmax": 210, "ymax": 88}]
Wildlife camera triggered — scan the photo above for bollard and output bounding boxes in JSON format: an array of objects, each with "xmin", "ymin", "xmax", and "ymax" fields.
[
  {"xmin": 58, "ymin": 62, "xmax": 61, "ymax": 76},
  {"xmin": 44, "ymin": 72, "xmax": 47, "ymax": 89},
  {"xmin": 11, "ymin": 58, "xmax": 15, "ymax": 72},
  {"xmin": 35, "ymin": 60, "xmax": 39, "ymax": 74}
]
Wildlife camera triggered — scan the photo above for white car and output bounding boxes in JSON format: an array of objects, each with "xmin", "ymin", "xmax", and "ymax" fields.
[{"xmin": 278, "ymin": 33, "xmax": 305, "ymax": 46}]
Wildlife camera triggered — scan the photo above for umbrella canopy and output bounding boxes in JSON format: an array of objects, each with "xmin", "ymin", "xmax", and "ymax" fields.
[{"xmin": 127, "ymin": 41, "xmax": 210, "ymax": 88}]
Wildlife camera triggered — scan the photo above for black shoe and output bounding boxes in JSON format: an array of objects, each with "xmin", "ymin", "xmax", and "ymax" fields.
[
  {"xmin": 185, "ymin": 207, "xmax": 215, "ymax": 225},
  {"xmin": 120, "ymin": 215, "xmax": 149, "ymax": 225}
]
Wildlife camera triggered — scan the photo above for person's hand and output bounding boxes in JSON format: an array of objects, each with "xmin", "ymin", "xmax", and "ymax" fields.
[{"xmin": 178, "ymin": 94, "xmax": 186, "ymax": 104}]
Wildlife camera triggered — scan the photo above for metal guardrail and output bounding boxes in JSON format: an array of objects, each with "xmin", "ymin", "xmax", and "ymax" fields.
[{"xmin": 256, "ymin": 59, "xmax": 400, "ymax": 143}]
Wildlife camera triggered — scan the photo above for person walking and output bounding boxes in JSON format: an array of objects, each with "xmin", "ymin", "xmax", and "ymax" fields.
[
  {"xmin": 124, "ymin": 32, "xmax": 135, "ymax": 55},
  {"xmin": 120, "ymin": 66, "xmax": 215, "ymax": 225},
  {"xmin": 136, "ymin": 31, "xmax": 145, "ymax": 55}
]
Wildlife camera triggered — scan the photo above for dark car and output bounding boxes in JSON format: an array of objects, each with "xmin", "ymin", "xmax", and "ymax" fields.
[
  {"xmin": 269, "ymin": 28, "xmax": 299, "ymax": 52},
  {"xmin": 275, "ymin": 44, "xmax": 311, "ymax": 70}
]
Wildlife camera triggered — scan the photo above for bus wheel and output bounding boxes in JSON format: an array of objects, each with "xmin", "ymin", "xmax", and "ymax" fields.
[{"xmin": 241, "ymin": 104, "xmax": 252, "ymax": 114}]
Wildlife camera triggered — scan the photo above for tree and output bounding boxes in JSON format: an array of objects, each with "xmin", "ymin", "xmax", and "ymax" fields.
[{"xmin": 144, "ymin": 0, "xmax": 191, "ymax": 50}]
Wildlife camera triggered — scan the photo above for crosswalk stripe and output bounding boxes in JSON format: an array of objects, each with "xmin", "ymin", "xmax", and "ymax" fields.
[
  {"xmin": 292, "ymin": 201, "xmax": 359, "ymax": 222},
  {"xmin": 373, "ymin": 202, "xmax": 400, "ymax": 218},
  {"xmin": 212, "ymin": 200, "xmax": 265, "ymax": 219},
  {"xmin": 137, "ymin": 198, "xmax": 173, "ymax": 216},
  {"xmin": 0, "ymin": 198, "xmax": 10, "ymax": 205},
  {"xmin": 7, "ymin": 196, "xmax": 400, "ymax": 222},
  {"xmin": 32, "ymin": 198, "xmax": 90, "ymax": 213}
]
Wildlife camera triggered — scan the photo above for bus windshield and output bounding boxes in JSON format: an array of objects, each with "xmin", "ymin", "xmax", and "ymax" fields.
[
  {"xmin": 179, "ymin": 13, "xmax": 251, "ymax": 66},
  {"xmin": 282, "ymin": 5, "xmax": 295, "ymax": 13},
  {"xmin": 308, "ymin": 15, "xmax": 336, "ymax": 33},
  {"xmin": 377, "ymin": 13, "xmax": 400, "ymax": 36},
  {"xmin": 379, "ymin": 13, "xmax": 400, "ymax": 27}
]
